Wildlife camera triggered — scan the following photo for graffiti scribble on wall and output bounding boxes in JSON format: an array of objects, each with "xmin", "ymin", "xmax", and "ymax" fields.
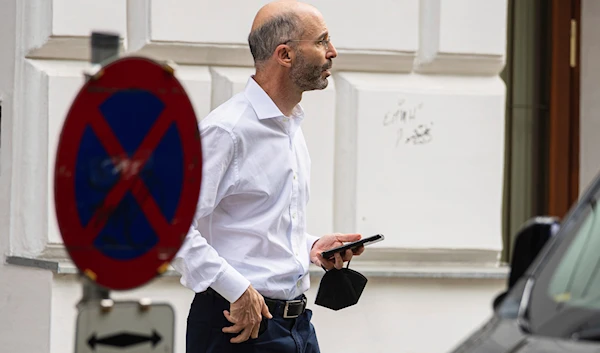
[{"xmin": 382, "ymin": 98, "xmax": 431, "ymax": 147}]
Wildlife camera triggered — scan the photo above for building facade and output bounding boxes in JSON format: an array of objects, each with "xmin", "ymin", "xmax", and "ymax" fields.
[{"xmin": 2, "ymin": 0, "xmax": 595, "ymax": 352}]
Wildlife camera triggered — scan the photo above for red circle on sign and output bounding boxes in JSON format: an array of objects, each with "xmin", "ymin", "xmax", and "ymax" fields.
[{"xmin": 54, "ymin": 56, "xmax": 202, "ymax": 290}]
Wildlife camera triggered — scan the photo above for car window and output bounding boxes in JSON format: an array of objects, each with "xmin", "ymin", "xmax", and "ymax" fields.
[
  {"xmin": 528, "ymin": 192, "xmax": 600, "ymax": 337},
  {"xmin": 547, "ymin": 202, "xmax": 600, "ymax": 309}
]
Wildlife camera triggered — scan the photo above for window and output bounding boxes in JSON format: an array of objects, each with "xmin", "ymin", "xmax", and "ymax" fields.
[
  {"xmin": 527, "ymin": 178, "xmax": 600, "ymax": 338},
  {"xmin": 548, "ymin": 201, "xmax": 600, "ymax": 310}
]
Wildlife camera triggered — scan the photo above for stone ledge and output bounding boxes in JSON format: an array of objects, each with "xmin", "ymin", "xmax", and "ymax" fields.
[
  {"xmin": 26, "ymin": 36, "xmax": 127, "ymax": 61},
  {"xmin": 414, "ymin": 52, "xmax": 505, "ymax": 76},
  {"xmin": 130, "ymin": 42, "xmax": 416, "ymax": 74},
  {"xmin": 25, "ymin": 36, "xmax": 416, "ymax": 74},
  {"xmin": 6, "ymin": 246, "xmax": 508, "ymax": 280}
]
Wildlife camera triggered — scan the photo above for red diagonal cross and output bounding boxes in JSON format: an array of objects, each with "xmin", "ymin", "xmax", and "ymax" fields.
[{"xmin": 82, "ymin": 112, "xmax": 175, "ymax": 241}]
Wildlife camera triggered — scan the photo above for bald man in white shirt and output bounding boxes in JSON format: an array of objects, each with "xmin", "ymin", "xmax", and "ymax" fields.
[{"xmin": 173, "ymin": 1, "xmax": 364, "ymax": 352}]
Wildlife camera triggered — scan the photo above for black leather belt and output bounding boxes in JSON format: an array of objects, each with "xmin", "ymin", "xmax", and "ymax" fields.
[
  {"xmin": 204, "ymin": 288, "xmax": 306, "ymax": 319},
  {"xmin": 264, "ymin": 296, "xmax": 307, "ymax": 319}
]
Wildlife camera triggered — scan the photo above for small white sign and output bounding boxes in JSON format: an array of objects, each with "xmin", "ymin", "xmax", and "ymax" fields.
[{"xmin": 75, "ymin": 300, "xmax": 174, "ymax": 353}]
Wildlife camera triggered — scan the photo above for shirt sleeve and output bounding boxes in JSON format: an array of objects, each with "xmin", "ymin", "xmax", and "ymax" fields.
[{"xmin": 172, "ymin": 124, "xmax": 250, "ymax": 303}]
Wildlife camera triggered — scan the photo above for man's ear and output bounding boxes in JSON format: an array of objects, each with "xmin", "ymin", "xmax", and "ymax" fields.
[{"xmin": 275, "ymin": 44, "xmax": 293, "ymax": 68}]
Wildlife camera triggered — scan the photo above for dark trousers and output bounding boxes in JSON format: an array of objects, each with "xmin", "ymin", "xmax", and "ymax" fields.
[{"xmin": 186, "ymin": 289, "xmax": 321, "ymax": 353}]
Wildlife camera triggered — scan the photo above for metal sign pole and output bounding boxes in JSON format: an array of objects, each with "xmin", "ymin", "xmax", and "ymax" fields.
[
  {"xmin": 76, "ymin": 31, "xmax": 119, "ymax": 311},
  {"xmin": 90, "ymin": 32, "xmax": 120, "ymax": 66}
]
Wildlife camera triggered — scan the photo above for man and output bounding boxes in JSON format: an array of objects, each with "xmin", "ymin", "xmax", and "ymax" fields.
[{"xmin": 173, "ymin": 1, "xmax": 364, "ymax": 352}]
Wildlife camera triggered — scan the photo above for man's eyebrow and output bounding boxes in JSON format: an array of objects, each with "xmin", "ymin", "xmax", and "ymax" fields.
[{"xmin": 317, "ymin": 31, "xmax": 329, "ymax": 40}]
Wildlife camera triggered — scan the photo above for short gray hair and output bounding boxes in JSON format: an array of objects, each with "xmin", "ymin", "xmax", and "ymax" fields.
[{"xmin": 248, "ymin": 13, "xmax": 303, "ymax": 66}]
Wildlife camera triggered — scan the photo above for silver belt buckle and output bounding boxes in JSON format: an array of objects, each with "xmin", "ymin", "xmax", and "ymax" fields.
[{"xmin": 283, "ymin": 299, "xmax": 303, "ymax": 319}]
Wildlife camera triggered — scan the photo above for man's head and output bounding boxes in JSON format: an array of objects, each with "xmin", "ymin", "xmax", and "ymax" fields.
[{"xmin": 248, "ymin": 0, "xmax": 337, "ymax": 92}]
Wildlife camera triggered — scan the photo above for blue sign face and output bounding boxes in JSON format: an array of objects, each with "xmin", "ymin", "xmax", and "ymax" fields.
[{"xmin": 75, "ymin": 90, "xmax": 184, "ymax": 261}]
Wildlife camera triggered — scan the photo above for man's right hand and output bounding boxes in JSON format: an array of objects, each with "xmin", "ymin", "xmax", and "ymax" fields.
[{"xmin": 222, "ymin": 285, "xmax": 273, "ymax": 343}]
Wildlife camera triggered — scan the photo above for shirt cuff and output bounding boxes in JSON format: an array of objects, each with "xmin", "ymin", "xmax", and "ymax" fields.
[
  {"xmin": 306, "ymin": 233, "xmax": 320, "ymax": 255},
  {"xmin": 211, "ymin": 263, "xmax": 251, "ymax": 303}
]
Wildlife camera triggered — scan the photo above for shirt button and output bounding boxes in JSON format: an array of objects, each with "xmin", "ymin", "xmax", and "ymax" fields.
[
  {"xmin": 297, "ymin": 280, "xmax": 301, "ymax": 288},
  {"xmin": 292, "ymin": 213, "xmax": 296, "ymax": 219},
  {"xmin": 293, "ymin": 174, "xmax": 297, "ymax": 180}
]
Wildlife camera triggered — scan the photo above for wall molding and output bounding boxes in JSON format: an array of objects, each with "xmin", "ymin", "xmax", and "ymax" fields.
[
  {"xmin": 25, "ymin": 37, "xmax": 503, "ymax": 76},
  {"xmin": 414, "ymin": 52, "xmax": 505, "ymax": 76},
  {"xmin": 26, "ymin": 36, "xmax": 127, "ymax": 61},
  {"xmin": 25, "ymin": 37, "xmax": 416, "ymax": 74},
  {"xmin": 6, "ymin": 245, "xmax": 507, "ymax": 280}
]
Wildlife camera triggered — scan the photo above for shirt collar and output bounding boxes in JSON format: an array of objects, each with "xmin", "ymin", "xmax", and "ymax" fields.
[{"xmin": 244, "ymin": 76, "xmax": 305, "ymax": 123}]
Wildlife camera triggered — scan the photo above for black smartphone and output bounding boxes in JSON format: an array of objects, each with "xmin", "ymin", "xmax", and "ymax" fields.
[{"xmin": 320, "ymin": 234, "xmax": 385, "ymax": 260}]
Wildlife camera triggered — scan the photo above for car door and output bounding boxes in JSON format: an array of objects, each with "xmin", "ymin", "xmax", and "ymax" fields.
[
  {"xmin": 450, "ymin": 173, "xmax": 600, "ymax": 353},
  {"xmin": 512, "ymin": 187, "xmax": 600, "ymax": 353}
]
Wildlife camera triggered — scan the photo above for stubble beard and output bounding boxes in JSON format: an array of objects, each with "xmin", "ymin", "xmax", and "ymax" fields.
[{"xmin": 290, "ymin": 52, "xmax": 332, "ymax": 92}]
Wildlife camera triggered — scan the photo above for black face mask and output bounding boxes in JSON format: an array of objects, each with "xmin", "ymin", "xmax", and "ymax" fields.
[{"xmin": 314, "ymin": 262, "xmax": 368, "ymax": 311}]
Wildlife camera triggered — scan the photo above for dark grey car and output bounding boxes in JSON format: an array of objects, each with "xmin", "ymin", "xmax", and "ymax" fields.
[{"xmin": 450, "ymin": 172, "xmax": 600, "ymax": 352}]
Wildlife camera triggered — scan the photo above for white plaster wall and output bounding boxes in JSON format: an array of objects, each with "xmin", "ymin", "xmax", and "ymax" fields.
[
  {"xmin": 0, "ymin": 0, "xmax": 509, "ymax": 352},
  {"xmin": 52, "ymin": 0, "xmax": 126, "ymax": 37},
  {"xmin": 439, "ymin": 0, "xmax": 506, "ymax": 55},
  {"xmin": 334, "ymin": 73, "xmax": 505, "ymax": 249},
  {"xmin": 5, "ymin": 0, "xmax": 509, "ymax": 254},
  {"xmin": 0, "ymin": 267, "xmax": 53, "ymax": 353},
  {"xmin": 0, "ymin": 1, "xmax": 54, "ymax": 352},
  {"xmin": 580, "ymin": 0, "xmax": 600, "ymax": 192},
  {"xmin": 304, "ymin": 0, "xmax": 419, "ymax": 52},
  {"xmin": 148, "ymin": 0, "xmax": 419, "ymax": 52},
  {"xmin": 51, "ymin": 275, "xmax": 504, "ymax": 353},
  {"xmin": 24, "ymin": 0, "xmax": 126, "ymax": 60},
  {"xmin": 416, "ymin": 0, "xmax": 506, "ymax": 74}
]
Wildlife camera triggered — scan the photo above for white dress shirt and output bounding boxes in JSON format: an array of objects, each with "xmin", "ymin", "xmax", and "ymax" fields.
[{"xmin": 172, "ymin": 77, "xmax": 320, "ymax": 303}]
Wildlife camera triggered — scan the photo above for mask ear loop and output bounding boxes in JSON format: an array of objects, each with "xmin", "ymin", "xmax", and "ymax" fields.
[{"xmin": 320, "ymin": 256, "xmax": 353, "ymax": 271}]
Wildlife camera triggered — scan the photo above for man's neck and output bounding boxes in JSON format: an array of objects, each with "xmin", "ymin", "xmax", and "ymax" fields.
[{"xmin": 253, "ymin": 72, "xmax": 302, "ymax": 117}]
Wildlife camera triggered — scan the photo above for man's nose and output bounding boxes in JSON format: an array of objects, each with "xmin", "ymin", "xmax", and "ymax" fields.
[{"xmin": 327, "ymin": 42, "xmax": 338, "ymax": 59}]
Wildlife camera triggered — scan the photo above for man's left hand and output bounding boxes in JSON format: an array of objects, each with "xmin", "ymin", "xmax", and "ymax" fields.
[{"xmin": 310, "ymin": 233, "xmax": 365, "ymax": 270}]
